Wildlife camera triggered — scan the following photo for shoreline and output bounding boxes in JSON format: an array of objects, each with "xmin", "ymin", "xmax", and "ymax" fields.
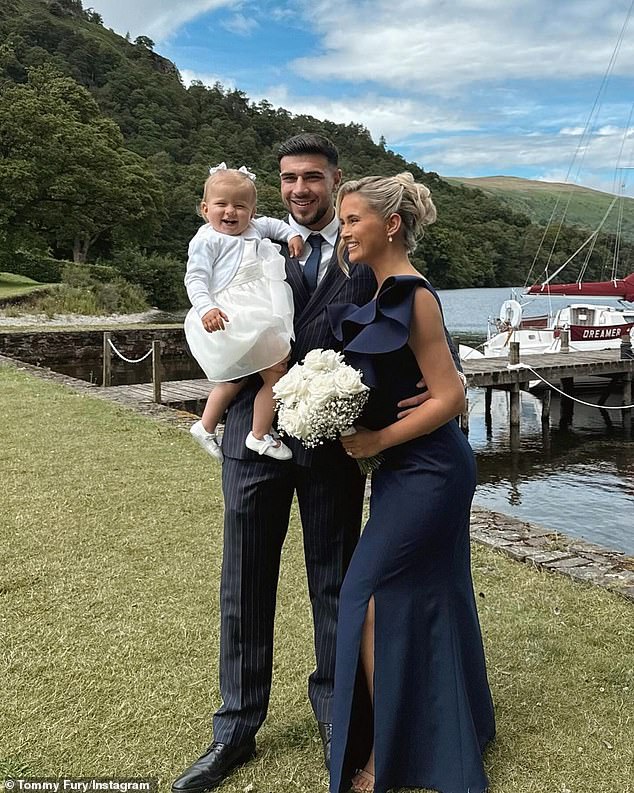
[
  {"xmin": 1, "ymin": 350, "xmax": 632, "ymax": 603},
  {"xmin": 0, "ymin": 308, "xmax": 166, "ymax": 327}
]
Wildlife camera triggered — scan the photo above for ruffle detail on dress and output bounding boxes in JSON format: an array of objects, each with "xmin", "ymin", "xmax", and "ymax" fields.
[
  {"xmin": 257, "ymin": 238, "xmax": 286, "ymax": 280},
  {"xmin": 327, "ymin": 275, "xmax": 426, "ymax": 355}
]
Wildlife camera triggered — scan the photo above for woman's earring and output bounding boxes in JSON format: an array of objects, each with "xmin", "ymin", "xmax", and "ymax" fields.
[{"xmin": 388, "ymin": 235, "xmax": 393, "ymax": 243}]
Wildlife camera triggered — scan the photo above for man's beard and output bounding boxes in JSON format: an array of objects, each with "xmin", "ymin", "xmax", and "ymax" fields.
[{"xmin": 289, "ymin": 203, "xmax": 331, "ymax": 228}]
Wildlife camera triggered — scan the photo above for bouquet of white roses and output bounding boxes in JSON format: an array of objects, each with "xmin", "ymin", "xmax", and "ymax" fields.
[{"xmin": 273, "ymin": 348, "xmax": 383, "ymax": 473}]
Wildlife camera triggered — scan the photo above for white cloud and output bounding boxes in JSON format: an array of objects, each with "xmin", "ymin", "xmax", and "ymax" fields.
[
  {"xmin": 91, "ymin": 0, "xmax": 234, "ymax": 41},
  {"xmin": 221, "ymin": 13, "xmax": 258, "ymax": 36},
  {"xmin": 408, "ymin": 124, "xmax": 634, "ymax": 193},
  {"xmin": 180, "ymin": 69, "xmax": 236, "ymax": 91},
  {"xmin": 251, "ymin": 85, "xmax": 479, "ymax": 141},
  {"xmin": 292, "ymin": 0, "xmax": 634, "ymax": 93}
]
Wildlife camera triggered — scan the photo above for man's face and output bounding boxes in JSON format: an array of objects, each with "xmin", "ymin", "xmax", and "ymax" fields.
[{"xmin": 279, "ymin": 154, "xmax": 342, "ymax": 230}]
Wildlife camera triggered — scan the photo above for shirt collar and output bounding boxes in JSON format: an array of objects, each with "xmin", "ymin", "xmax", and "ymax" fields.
[{"xmin": 287, "ymin": 213, "xmax": 340, "ymax": 247}]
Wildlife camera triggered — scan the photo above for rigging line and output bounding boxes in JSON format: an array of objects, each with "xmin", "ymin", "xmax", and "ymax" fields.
[
  {"xmin": 568, "ymin": 1, "xmax": 633, "ymax": 184},
  {"xmin": 578, "ymin": 227, "xmax": 600, "ymax": 284},
  {"xmin": 612, "ymin": 109, "xmax": 634, "ymax": 279},
  {"xmin": 538, "ymin": 196, "xmax": 619, "ymax": 286},
  {"xmin": 529, "ymin": 2, "xmax": 633, "ymax": 282},
  {"xmin": 610, "ymin": 103, "xmax": 634, "ymax": 279}
]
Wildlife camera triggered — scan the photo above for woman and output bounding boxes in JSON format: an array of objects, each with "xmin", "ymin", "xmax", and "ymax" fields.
[{"xmin": 328, "ymin": 173, "xmax": 495, "ymax": 793}]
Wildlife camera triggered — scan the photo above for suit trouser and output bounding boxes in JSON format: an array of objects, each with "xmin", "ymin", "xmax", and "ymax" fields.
[{"xmin": 213, "ymin": 455, "xmax": 365, "ymax": 745}]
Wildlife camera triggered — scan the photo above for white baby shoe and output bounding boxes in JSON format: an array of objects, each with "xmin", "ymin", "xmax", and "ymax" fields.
[
  {"xmin": 190, "ymin": 420, "xmax": 224, "ymax": 462},
  {"xmin": 245, "ymin": 431, "xmax": 292, "ymax": 461}
]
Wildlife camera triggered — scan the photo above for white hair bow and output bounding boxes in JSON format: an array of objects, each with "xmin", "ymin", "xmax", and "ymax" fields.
[{"xmin": 208, "ymin": 162, "xmax": 256, "ymax": 181}]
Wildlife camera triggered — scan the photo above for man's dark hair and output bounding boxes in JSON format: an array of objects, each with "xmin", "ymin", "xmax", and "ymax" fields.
[{"xmin": 277, "ymin": 133, "xmax": 339, "ymax": 166}]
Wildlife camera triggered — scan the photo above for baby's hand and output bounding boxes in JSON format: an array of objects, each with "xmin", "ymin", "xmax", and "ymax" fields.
[
  {"xmin": 202, "ymin": 308, "xmax": 229, "ymax": 332},
  {"xmin": 288, "ymin": 235, "xmax": 304, "ymax": 258}
]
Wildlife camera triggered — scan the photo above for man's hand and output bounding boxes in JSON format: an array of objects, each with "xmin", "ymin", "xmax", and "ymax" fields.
[
  {"xmin": 202, "ymin": 307, "xmax": 229, "ymax": 332},
  {"xmin": 288, "ymin": 235, "xmax": 304, "ymax": 258},
  {"xmin": 396, "ymin": 377, "xmax": 431, "ymax": 419}
]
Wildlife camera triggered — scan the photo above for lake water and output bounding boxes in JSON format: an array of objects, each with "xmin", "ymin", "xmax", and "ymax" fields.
[{"xmin": 437, "ymin": 287, "xmax": 633, "ymax": 555}]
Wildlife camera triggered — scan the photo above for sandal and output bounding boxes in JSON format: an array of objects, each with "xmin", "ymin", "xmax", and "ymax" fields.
[{"xmin": 351, "ymin": 768, "xmax": 375, "ymax": 793}]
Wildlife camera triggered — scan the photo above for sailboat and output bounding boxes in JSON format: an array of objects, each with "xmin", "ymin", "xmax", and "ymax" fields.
[
  {"xmin": 461, "ymin": 229, "xmax": 634, "ymax": 360},
  {"xmin": 461, "ymin": 7, "xmax": 634, "ymax": 361}
]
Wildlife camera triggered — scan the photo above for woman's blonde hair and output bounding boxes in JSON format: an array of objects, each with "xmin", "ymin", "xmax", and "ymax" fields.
[{"xmin": 336, "ymin": 172, "xmax": 436, "ymax": 264}]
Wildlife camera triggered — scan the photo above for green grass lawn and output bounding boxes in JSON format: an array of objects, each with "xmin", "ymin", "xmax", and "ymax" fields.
[
  {"xmin": 1, "ymin": 364, "xmax": 632, "ymax": 793},
  {"xmin": 0, "ymin": 272, "xmax": 54, "ymax": 301}
]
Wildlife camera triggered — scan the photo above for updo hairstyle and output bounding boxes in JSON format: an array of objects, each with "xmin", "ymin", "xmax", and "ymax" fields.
[{"xmin": 336, "ymin": 172, "xmax": 436, "ymax": 254}]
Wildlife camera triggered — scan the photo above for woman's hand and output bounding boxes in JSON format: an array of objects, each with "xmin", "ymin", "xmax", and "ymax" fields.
[
  {"xmin": 202, "ymin": 307, "xmax": 230, "ymax": 332},
  {"xmin": 340, "ymin": 427, "xmax": 384, "ymax": 459}
]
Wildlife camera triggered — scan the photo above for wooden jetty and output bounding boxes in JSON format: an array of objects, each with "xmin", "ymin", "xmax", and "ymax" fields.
[
  {"xmin": 461, "ymin": 346, "xmax": 633, "ymax": 435},
  {"xmin": 94, "ymin": 377, "xmax": 211, "ymax": 405}
]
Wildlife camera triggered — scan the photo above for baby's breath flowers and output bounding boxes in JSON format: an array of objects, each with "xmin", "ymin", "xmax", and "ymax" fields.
[{"xmin": 273, "ymin": 348, "xmax": 383, "ymax": 473}]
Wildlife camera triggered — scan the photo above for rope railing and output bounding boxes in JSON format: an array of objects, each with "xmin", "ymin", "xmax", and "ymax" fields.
[
  {"xmin": 107, "ymin": 337, "xmax": 153, "ymax": 364},
  {"xmin": 506, "ymin": 362, "xmax": 634, "ymax": 410},
  {"xmin": 102, "ymin": 331, "xmax": 162, "ymax": 403}
]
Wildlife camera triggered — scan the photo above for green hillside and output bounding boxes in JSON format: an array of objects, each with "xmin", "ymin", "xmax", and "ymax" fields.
[
  {"xmin": 1, "ymin": 0, "xmax": 632, "ymax": 301},
  {"xmin": 446, "ymin": 176, "xmax": 634, "ymax": 244}
]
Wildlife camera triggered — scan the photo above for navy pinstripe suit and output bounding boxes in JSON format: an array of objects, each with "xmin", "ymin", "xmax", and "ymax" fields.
[{"xmin": 213, "ymin": 241, "xmax": 377, "ymax": 745}]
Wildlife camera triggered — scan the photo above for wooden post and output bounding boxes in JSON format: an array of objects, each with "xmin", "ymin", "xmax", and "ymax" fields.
[
  {"xmin": 510, "ymin": 424, "xmax": 521, "ymax": 453},
  {"xmin": 152, "ymin": 340, "xmax": 162, "ymax": 404},
  {"xmin": 102, "ymin": 331, "xmax": 112, "ymax": 387},
  {"xmin": 485, "ymin": 387, "xmax": 492, "ymax": 432},
  {"xmin": 560, "ymin": 377, "xmax": 574, "ymax": 427},
  {"xmin": 510, "ymin": 382, "xmax": 520, "ymax": 430},
  {"xmin": 460, "ymin": 396, "xmax": 469, "ymax": 435},
  {"xmin": 509, "ymin": 341, "xmax": 520, "ymax": 365},
  {"xmin": 560, "ymin": 328, "xmax": 570, "ymax": 352},
  {"xmin": 541, "ymin": 389, "xmax": 551, "ymax": 425},
  {"xmin": 623, "ymin": 372, "xmax": 633, "ymax": 434}
]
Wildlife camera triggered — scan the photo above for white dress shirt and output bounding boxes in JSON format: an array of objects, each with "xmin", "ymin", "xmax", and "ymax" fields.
[{"xmin": 287, "ymin": 213, "xmax": 340, "ymax": 287}]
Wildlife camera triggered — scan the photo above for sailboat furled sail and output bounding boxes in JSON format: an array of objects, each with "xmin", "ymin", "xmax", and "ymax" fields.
[{"xmin": 526, "ymin": 273, "xmax": 634, "ymax": 301}]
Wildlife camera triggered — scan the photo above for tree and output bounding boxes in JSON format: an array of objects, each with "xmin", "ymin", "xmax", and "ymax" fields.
[
  {"xmin": 134, "ymin": 36, "xmax": 154, "ymax": 50},
  {"xmin": 0, "ymin": 64, "xmax": 163, "ymax": 262}
]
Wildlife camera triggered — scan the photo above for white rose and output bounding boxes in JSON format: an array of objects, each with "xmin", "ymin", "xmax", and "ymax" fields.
[
  {"xmin": 308, "ymin": 372, "xmax": 338, "ymax": 407},
  {"xmin": 282, "ymin": 401, "xmax": 315, "ymax": 438},
  {"xmin": 279, "ymin": 406, "xmax": 301, "ymax": 436},
  {"xmin": 303, "ymin": 348, "xmax": 344, "ymax": 372},
  {"xmin": 333, "ymin": 365, "xmax": 369, "ymax": 397},
  {"xmin": 273, "ymin": 364, "xmax": 308, "ymax": 404}
]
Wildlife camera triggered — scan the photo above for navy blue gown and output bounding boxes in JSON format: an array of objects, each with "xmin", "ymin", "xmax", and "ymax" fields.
[{"xmin": 327, "ymin": 276, "xmax": 495, "ymax": 793}]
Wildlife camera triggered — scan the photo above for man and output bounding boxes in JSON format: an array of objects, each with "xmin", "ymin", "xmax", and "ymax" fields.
[
  {"xmin": 172, "ymin": 133, "xmax": 460, "ymax": 792},
  {"xmin": 172, "ymin": 134, "xmax": 376, "ymax": 793}
]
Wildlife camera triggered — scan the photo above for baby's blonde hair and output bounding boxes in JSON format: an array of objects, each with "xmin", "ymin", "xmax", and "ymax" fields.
[{"xmin": 200, "ymin": 168, "xmax": 257, "ymax": 213}]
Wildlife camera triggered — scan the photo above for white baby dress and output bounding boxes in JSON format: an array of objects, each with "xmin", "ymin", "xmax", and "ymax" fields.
[{"xmin": 184, "ymin": 237, "xmax": 294, "ymax": 382}]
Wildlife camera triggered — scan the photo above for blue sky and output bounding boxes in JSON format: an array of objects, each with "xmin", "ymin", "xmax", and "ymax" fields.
[{"xmin": 92, "ymin": 0, "xmax": 634, "ymax": 195}]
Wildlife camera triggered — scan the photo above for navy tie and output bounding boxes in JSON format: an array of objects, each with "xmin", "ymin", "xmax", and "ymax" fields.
[{"xmin": 303, "ymin": 234, "xmax": 324, "ymax": 293}]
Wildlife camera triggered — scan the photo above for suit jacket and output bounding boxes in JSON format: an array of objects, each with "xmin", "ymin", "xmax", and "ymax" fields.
[{"xmin": 221, "ymin": 239, "xmax": 377, "ymax": 466}]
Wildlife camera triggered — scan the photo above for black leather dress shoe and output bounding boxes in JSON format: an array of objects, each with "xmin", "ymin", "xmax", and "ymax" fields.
[
  {"xmin": 317, "ymin": 722, "xmax": 333, "ymax": 771},
  {"xmin": 171, "ymin": 740, "xmax": 256, "ymax": 793}
]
